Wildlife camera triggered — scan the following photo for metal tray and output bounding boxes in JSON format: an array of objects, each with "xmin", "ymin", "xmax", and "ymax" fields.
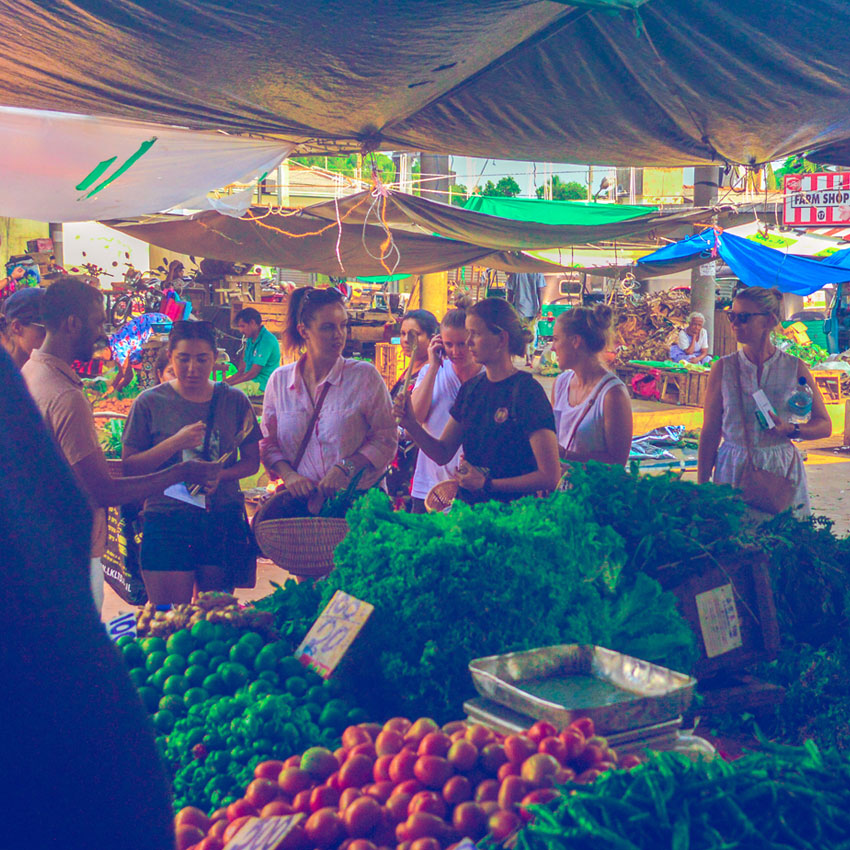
[{"xmin": 469, "ymin": 644, "xmax": 697, "ymax": 734}]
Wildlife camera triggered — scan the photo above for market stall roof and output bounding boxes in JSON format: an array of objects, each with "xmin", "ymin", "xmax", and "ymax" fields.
[
  {"xmin": 1, "ymin": 0, "xmax": 849, "ymax": 167},
  {"xmin": 103, "ymin": 209, "xmax": 578, "ymax": 277},
  {"xmin": 301, "ymin": 190, "xmax": 715, "ymax": 251}
]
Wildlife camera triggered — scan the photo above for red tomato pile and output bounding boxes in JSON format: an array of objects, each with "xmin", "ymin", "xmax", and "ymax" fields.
[{"xmin": 175, "ymin": 716, "xmax": 642, "ymax": 850}]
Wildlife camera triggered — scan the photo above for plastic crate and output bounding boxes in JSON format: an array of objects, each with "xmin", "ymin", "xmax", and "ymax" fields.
[{"xmin": 537, "ymin": 304, "xmax": 573, "ymax": 337}]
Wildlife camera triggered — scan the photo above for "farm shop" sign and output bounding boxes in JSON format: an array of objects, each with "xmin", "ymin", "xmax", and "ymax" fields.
[{"xmin": 783, "ymin": 172, "xmax": 850, "ymax": 226}]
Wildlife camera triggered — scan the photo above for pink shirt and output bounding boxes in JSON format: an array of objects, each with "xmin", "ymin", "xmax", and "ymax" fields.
[{"xmin": 260, "ymin": 356, "xmax": 397, "ymax": 488}]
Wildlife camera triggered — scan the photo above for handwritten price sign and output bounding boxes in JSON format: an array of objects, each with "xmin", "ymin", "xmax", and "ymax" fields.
[
  {"xmin": 105, "ymin": 611, "xmax": 137, "ymax": 643},
  {"xmin": 224, "ymin": 814, "xmax": 303, "ymax": 850},
  {"xmin": 296, "ymin": 590, "xmax": 373, "ymax": 678}
]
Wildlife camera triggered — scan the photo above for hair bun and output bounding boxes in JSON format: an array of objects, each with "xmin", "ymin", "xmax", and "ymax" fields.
[
  {"xmin": 770, "ymin": 287, "xmax": 784, "ymax": 302},
  {"xmin": 592, "ymin": 304, "xmax": 613, "ymax": 329},
  {"xmin": 521, "ymin": 328, "xmax": 534, "ymax": 345}
]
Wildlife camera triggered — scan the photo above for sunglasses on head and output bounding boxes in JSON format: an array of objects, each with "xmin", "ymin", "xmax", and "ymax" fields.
[{"xmin": 725, "ymin": 310, "xmax": 770, "ymax": 325}]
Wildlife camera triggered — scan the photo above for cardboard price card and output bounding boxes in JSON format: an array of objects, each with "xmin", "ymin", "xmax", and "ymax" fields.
[
  {"xmin": 296, "ymin": 590, "xmax": 373, "ymax": 678},
  {"xmin": 224, "ymin": 814, "xmax": 303, "ymax": 850},
  {"xmin": 695, "ymin": 584, "xmax": 742, "ymax": 659},
  {"xmin": 105, "ymin": 611, "xmax": 137, "ymax": 643}
]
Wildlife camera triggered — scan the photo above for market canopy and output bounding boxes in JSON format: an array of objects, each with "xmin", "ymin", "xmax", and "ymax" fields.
[
  {"xmin": 302, "ymin": 190, "xmax": 713, "ymax": 251},
  {"xmin": 103, "ymin": 209, "xmax": 578, "ymax": 277},
  {"xmin": 2, "ymin": 0, "xmax": 850, "ymax": 167}
]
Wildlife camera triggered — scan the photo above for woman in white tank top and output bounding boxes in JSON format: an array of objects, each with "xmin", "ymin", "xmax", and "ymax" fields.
[
  {"xmin": 551, "ymin": 305, "xmax": 632, "ymax": 466},
  {"xmin": 698, "ymin": 287, "xmax": 831, "ymax": 517}
]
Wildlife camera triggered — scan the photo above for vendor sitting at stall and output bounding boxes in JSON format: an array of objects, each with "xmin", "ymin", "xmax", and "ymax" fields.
[
  {"xmin": 226, "ymin": 307, "xmax": 281, "ymax": 392},
  {"xmin": 670, "ymin": 312, "xmax": 711, "ymax": 364}
]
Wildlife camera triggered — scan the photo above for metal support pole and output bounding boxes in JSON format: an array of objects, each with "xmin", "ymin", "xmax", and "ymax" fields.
[{"xmin": 690, "ymin": 165, "xmax": 720, "ymax": 352}]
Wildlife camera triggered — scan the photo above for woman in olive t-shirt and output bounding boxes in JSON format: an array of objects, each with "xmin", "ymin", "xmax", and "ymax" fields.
[{"xmin": 395, "ymin": 298, "xmax": 559, "ymax": 504}]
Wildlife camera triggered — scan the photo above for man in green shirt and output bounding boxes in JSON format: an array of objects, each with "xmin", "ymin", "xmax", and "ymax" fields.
[{"xmin": 226, "ymin": 307, "xmax": 281, "ymax": 392}]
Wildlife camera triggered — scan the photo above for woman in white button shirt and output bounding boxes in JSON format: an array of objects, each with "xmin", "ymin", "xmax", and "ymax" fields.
[{"xmin": 670, "ymin": 311, "xmax": 711, "ymax": 364}]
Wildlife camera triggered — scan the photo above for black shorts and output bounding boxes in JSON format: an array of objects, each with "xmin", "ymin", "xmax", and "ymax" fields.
[{"xmin": 140, "ymin": 504, "xmax": 249, "ymax": 572}]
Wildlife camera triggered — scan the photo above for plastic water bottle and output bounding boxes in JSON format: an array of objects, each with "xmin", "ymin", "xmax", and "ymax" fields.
[{"xmin": 787, "ymin": 377, "xmax": 813, "ymax": 424}]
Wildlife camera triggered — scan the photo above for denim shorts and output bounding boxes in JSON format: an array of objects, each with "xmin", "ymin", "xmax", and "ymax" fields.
[{"xmin": 140, "ymin": 504, "xmax": 248, "ymax": 572}]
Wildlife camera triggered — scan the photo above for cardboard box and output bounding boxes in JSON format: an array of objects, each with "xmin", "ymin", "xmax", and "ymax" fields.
[{"xmin": 26, "ymin": 238, "xmax": 53, "ymax": 253}]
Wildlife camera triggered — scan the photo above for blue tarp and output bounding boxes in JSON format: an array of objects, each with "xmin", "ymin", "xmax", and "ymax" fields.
[{"xmin": 638, "ymin": 230, "xmax": 850, "ymax": 296}]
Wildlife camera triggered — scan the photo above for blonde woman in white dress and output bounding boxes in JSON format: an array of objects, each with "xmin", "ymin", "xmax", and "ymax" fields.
[{"xmin": 698, "ymin": 287, "xmax": 831, "ymax": 516}]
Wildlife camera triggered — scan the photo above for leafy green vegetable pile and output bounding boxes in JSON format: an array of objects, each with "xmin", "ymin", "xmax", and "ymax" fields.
[
  {"xmin": 512, "ymin": 742, "xmax": 850, "ymax": 850},
  {"xmin": 259, "ymin": 487, "xmax": 696, "ymax": 722}
]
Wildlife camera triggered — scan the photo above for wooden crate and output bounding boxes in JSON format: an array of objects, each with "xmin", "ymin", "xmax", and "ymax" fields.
[
  {"xmin": 812, "ymin": 370, "xmax": 848, "ymax": 403},
  {"xmin": 375, "ymin": 342, "xmax": 409, "ymax": 390},
  {"xmin": 231, "ymin": 298, "xmax": 289, "ymax": 336},
  {"xmin": 681, "ymin": 370, "xmax": 710, "ymax": 406},
  {"xmin": 713, "ymin": 309, "xmax": 737, "ymax": 356},
  {"xmin": 657, "ymin": 552, "xmax": 780, "ymax": 680}
]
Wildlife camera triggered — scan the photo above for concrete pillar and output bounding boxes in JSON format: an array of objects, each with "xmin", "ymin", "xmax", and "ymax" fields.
[
  {"xmin": 690, "ymin": 166, "xmax": 720, "ymax": 352},
  {"xmin": 421, "ymin": 272, "xmax": 448, "ymax": 320},
  {"xmin": 419, "ymin": 154, "xmax": 450, "ymax": 203},
  {"xmin": 49, "ymin": 222, "xmax": 64, "ymax": 267}
]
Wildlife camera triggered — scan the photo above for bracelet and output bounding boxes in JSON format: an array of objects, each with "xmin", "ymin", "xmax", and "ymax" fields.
[
  {"xmin": 482, "ymin": 474, "xmax": 493, "ymax": 493},
  {"xmin": 791, "ymin": 423, "xmax": 801, "ymax": 440},
  {"xmin": 335, "ymin": 458, "xmax": 355, "ymax": 477}
]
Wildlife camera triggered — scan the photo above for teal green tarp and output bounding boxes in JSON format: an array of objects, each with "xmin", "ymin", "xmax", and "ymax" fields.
[{"xmin": 462, "ymin": 196, "xmax": 658, "ymax": 226}]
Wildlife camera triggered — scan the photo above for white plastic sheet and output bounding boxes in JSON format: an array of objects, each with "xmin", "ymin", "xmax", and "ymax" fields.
[{"xmin": 0, "ymin": 107, "xmax": 292, "ymax": 222}]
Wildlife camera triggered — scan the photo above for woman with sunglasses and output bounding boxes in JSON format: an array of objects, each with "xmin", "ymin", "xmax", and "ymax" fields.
[
  {"xmin": 698, "ymin": 286, "xmax": 831, "ymax": 516},
  {"xmin": 0, "ymin": 287, "xmax": 46, "ymax": 369},
  {"xmin": 395, "ymin": 298, "xmax": 559, "ymax": 505},
  {"xmin": 259, "ymin": 286, "xmax": 397, "ymax": 514},
  {"xmin": 122, "ymin": 320, "xmax": 262, "ymax": 604}
]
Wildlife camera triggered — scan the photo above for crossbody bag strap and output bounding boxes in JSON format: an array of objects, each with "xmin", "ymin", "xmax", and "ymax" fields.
[
  {"xmin": 291, "ymin": 381, "xmax": 332, "ymax": 471},
  {"xmin": 202, "ymin": 382, "xmax": 226, "ymax": 460},
  {"xmin": 562, "ymin": 372, "xmax": 619, "ymax": 454},
  {"xmin": 732, "ymin": 354, "xmax": 756, "ymax": 463}
]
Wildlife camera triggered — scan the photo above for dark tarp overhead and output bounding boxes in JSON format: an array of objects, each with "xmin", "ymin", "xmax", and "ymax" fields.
[
  {"xmin": 302, "ymin": 190, "xmax": 717, "ymax": 251},
  {"xmin": 2, "ymin": 1, "xmax": 850, "ymax": 166},
  {"xmin": 103, "ymin": 209, "xmax": 578, "ymax": 276}
]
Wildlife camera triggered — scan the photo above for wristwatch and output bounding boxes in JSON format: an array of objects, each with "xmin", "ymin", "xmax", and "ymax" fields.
[
  {"xmin": 791, "ymin": 423, "xmax": 801, "ymax": 440},
  {"xmin": 335, "ymin": 458, "xmax": 355, "ymax": 477}
]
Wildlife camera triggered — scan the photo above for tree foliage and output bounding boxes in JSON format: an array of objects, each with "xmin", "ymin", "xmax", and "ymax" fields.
[
  {"xmin": 536, "ymin": 175, "xmax": 586, "ymax": 201},
  {"xmin": 479, "ymin": 176, "xmax": 521, "ymax": 197}
]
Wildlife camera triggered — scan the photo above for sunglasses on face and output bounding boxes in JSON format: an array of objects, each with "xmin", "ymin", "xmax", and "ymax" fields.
[{"xmin": 725, "ymin": 310, "xmax": 770, "ymax": 325}]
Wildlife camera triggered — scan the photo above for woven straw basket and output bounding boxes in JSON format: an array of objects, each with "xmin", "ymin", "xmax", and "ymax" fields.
[
  {"xmin": 254, "ymin": 517, "xmax": 349, "ymax": 578},
  {"xmin": 424, "ymin": 479, "xmax": 459, "ymax": 513}
]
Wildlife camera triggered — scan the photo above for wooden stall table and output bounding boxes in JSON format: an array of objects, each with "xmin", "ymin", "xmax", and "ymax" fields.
[{"xmin": 622, "ymin": 361, "xmax": 711, "ymax": 407}]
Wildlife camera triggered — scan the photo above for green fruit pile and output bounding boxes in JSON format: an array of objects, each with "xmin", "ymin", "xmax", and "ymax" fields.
[{"xmin": 166, "ymin": 657, "xmax": 367, "ymax": 813}]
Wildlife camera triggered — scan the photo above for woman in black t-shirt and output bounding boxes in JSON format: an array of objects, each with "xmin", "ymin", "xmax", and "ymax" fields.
[{"xmin": 395, "ymin": 298, "xmax": 559, "ymax": 504}]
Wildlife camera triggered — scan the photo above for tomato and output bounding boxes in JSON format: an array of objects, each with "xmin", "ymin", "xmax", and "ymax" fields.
[
  {"xmin": 452, "ymin": 802, "xmax": 487, "ymax": 839},
  {"xmin": 408, "ymin": 791, "xmax": 446, "ymax": 819},
  {"xmin": 413, "ymin": 755, "xmax": 453, "ymax": 789},
  {"xmin": 558, "ymin": 729, "xmax": 586, "ymax": 763},
  {"xmin": 284, "ymin": 755, "xmax": 301, "ymax": 768},
  {"xmin": 209, "ymin": 808, "xmax": 228, "ymax": 824},
  {"xmin": 349, "ymin": 742, "xmax": 378, "ymax": 761},
  {"xmin": 392, "ymin": 779, "xmax": 425, "ymax": 797},
  {"xmin": 222, "ymin": 817, "xmax": 252, "ymax": 844},
  {"xmin": 479, "ymin": 744, "xmax": 507, "ymax": 775},
  {"xmin": 404, "ymin": 718, "xmax": 440, "ymax": 747},
  {"xmin": 538, "ymin": 736, "xmax": 568, "ymax": 764},
  {"xmin": 569, "ymin": 717, "xmax": 595, "ymax": 740},
  {"xmin": 520, "ymin": 753, "xmax": 560, "ymax": 787},
  {"xmin": 496, "ymin": 775, "xmax": 528, "ymax": 811},
  {"xmin": 404, "ymin": 812, "xmax": 446, "ymax": 840},
  {"xmin": 503, "ymin": 735, "xmax": 537, "ymax": 766},
  {"xmin": 417, "ymin": 732, "xmax": 452, "ymax": 757},
  {"xmin": 573, "ymin": 768, "xmax": 602, "ymax": 784},
  {"xmin": 301, "ymin": 746, "xmax": 339, "ymax": 780},
  {"xmin": 343, "ymin": 726, "xmax": 373, "ymax": 749},
  {"xmin": 339, "ymin": 754, "xmax": 374, "ymax": 789},
  {"xmin": 375, "ymin": 729, "xmax": 404, "ymax": 757},
  {"xmin": 305, "ymin": 807, "xmax": 346, "ymax": 849},
  {"xmin": 449, "ymin": 729, "xmax": 467, "ymax": 742},
  {"xmin": 447, "ymin": 739, "xmax": 478, "ymax": 773},
  {"xmin": 254, "ymin": 760, "xmax": 285, "ymax": 782},
  {"xmin": 441, "ymin": 721, "xmax": 466, "ymax": 736},
  {"xmin": 208, "ymin": 820, "xmax": 229, "ymax": 841},
  {"xmin": 343, "ymin": 795, "xmax": 383, "ymax": 838},
  {"xmin": 384, "ymin": 793, "xmax": 412, "ymax": 824},
  {"xmin": 245, "ymin": 779, "xmax": 279, "ymax": 810},
  {"xmin": 339, "ymin": 788, "xmax": 363, "ymax": 811},
  {"xmin": 175, "ymin": 824, "xmax": 205, "ymax": 850},
  {"xmin": 410, "ymin": 839, "xmax": 440, "ymax": 850},
  {"xmin": 519, "ymin": 788, "xmax": 559, "ymax": 821},
  {"xmin": 573, "ymin": 744, "xmax": 607, "ymax": 773},
  {"xmin": 335, "ymin": 747, "xmax": 349, "ymax": 765},
  {"xmin": 620, "ymin": 754, "xmax": 642, "ymax": 770},
  {"xmin": 310, "ymin": 785, "xmax": 341, "ymax": 812},
  {"xmin": 442, "ymin": 775, "xmax": 472, "ymax": 806},
  {"xmin": 389, "ymin": 749, "xmax": 418, "ymax": 784},
  {"xmin": 364, "ymin": 781, "xmax": 394, "ymax": 804},
  {"xmin": 327, "ymin": 771, "xmax": 342, "ymax": 790},
  {"xmin": 526, "ymin": 721, "xmax": 557, "ymax": 745},
  {"xmin": 487, "ymin": 809, "xmax": 521, "ymax": 842},
  {"xmin": 279, "ymin": 825, "xmax": 311, "ymax": 850},
  {"xmin": 553, "ymin": 767, "xmax": 576, "ymax": 784},
  {"xmin": 479, "ymin": 800, "xmax": 500, "ymax": 817},
  {"xmin": 348, "ymin": 841, "xmax": 378, "ymax": 850},
  {"xmin": 278, "ymin": 767, "xmax": 313, "ymax": 796},
  {"xmin": 464, "ymin": 724, "xmax": 493, "ymax": 748},
  {"xmin": 382, "ymin": 717, "xmax": 412, "ymax": 736},
  {"xmin": 373, "ymin": 755, "xmax": 393, "ymax": 782},
  {"xmin": 226, "ymin": 800, "xmax": 258, "ymax": 821},
  {"xmin": 497, "ymin": 762, "xmax": 520, "ymax": 782},
  {"xmin": 359, "ymin": 722, "xmax": 383, "ymax": 741},
  {"xmin": 261, "ymin": 801, "xmax": 294, "ymax": 818},
  {"xmin": 474, "ymin": 779, "xmax": 499, "ymax": 803},
  {"xmin": 292, "ymin": 789, "xmax": 312, "ymax": 813},
  {"xmin": 196, "ymin": 837, "xmax": 224, "ymax": 850},
  {"xmin": 174, "ymin": 807, "xmax": 210, "ymax": 833}
]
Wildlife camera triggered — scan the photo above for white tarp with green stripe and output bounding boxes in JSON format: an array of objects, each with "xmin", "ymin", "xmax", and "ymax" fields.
[{"xmin": 0, "ymin": 107, "xmax": 293, "ymax": 222}]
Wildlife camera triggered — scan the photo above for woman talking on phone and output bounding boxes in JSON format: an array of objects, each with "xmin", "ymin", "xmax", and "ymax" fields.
[
  {"xmin": 395, "ymin": 298, "xmax": 559, "ymax": 505},
  {"xmin": 408, "ymin": 308, "xmax": 483, "ymax": 512}
]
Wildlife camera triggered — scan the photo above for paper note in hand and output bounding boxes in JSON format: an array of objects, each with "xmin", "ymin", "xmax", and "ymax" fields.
[
  {"xmin": 296, "ymin": 590, "xmax": 373, "ymax": 678},
  {"xmin": 164, "ymin": 482, "xmax": 206, "ymax": 509}
]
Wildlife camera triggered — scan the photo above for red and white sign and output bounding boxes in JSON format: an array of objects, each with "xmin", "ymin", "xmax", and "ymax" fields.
[{"xmin": 784, "ymin": 172, "xmax": 850, "ymax": 226}]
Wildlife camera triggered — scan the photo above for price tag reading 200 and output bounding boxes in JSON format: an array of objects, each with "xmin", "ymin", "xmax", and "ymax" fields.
[{"xmin": 296, "ymin": 591, "xmax": 373, "ymax": 678}]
